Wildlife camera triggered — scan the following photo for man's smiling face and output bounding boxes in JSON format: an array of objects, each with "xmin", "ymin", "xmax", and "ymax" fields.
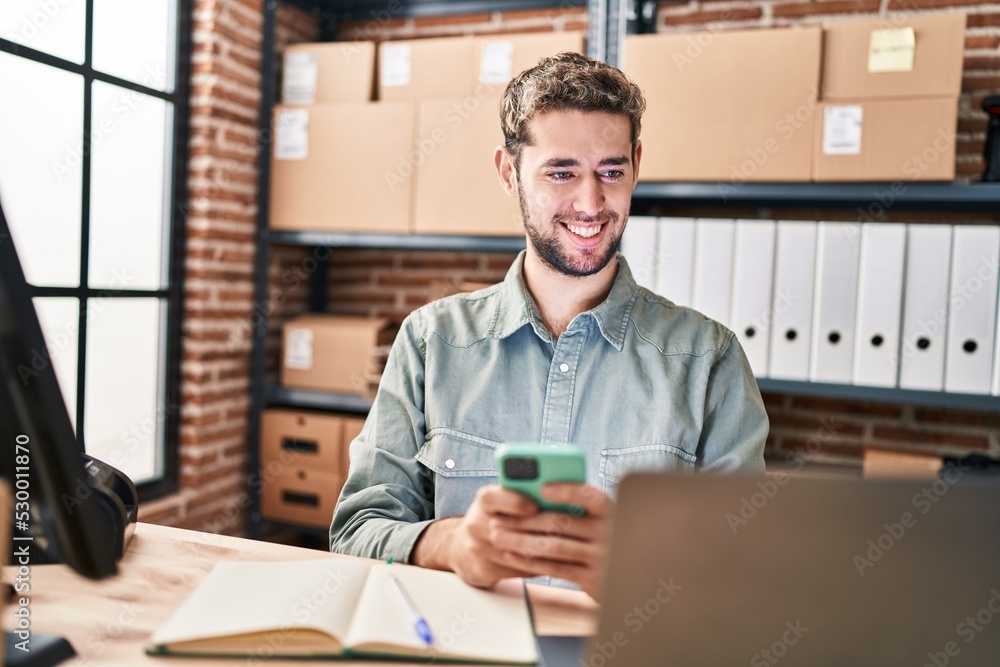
[{"xmin": 512, "ymin": 109, "xmax": 640, "ymax": 278}]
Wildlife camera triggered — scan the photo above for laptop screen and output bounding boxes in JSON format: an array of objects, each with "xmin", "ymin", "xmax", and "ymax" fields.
[{"xmin": 588, "ymin": 472, "xmax": 1000, "ymax": 666}]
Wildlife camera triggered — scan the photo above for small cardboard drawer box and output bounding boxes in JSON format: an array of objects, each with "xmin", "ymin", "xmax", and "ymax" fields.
[
  {"xmin": 261, "ymin": 466, "xmax": 346, "ymax": 529},
  {"xmin": 281, "ymin": 315, "xmax": 397, "ymax": 395},
  {"xmin": 260, "ymin": 409, "xmax": 348, "ymax": 474}
]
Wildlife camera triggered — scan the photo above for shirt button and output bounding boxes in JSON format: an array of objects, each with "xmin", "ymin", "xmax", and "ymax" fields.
[
  {"xmin": 559, "ymin": 363, "xmax": 570, "ymax": 373},
  {"xmin": 445, "ymin": 459, "xmax": 456, "ymax": 469}
]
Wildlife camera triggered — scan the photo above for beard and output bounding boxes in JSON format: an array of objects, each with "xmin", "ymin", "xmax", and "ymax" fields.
[{"xmin": 518, "ymin": 186, "xmax": 623, "ymax": 278}]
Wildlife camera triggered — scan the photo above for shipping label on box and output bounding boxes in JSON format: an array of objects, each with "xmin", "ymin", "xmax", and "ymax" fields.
[
  {"xmin": 282, "ymin": 51, "xmax": 318, "ymax": 103},
  {"xmin": 274, "ymin": 108, "xmax": 309, "ymax": 161},
  {"xmin": 381, "ymin": 43, "xmax": 412, "ymax": 88},
  {"xmin": 479, "ymin": 41, "xmax": 515, "ymax": 85},
  {"xmin": 822, "ymin": 106, "xmax": 863, "ymax": 156},
  {"xmin": 283, "ymin": 327, "xmax": 313, "ymax": 369}
]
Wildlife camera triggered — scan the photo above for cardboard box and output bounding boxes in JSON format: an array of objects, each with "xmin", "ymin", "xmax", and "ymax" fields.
[
  {"xmin": 341, "ymin": 416, "xmax": 366, "ymax": 468},
  {"xmin": 378, "ymin": 36, "xmax": 476, "ymax": 101},
  {"xmin": 412, "ymin": 97, "xmax": 523, "ymax": 236},
  {"xmin": 862, "ymin": 448, "xmax": 942, "ymax": 480},
  {"xmin": 812, "ymin": 98, "xmax": 957, "ymax": 181},
  {"xmin": 260, "ymin": 466, "xmax": 345, "ymax": 529},
  {"xmin": 260, "ymin": 409, "xmax": 348, "ymax": 473},
  {"xmin": 281, "ymin": 315, "xmax": 397, "ymax": 395},
  {"xmin": 623, "ymin": 27, "xmax": 821, "ymax": 182},
  {"xmin": 471, "ymin": 32, "xmax": 585, "ymax": 92},
  {"xmin": 821, "ymin": 13, "xmax": 965, "ymax": 101},
  {"xmin": 269, "ymin": 103, "xmax": 414, "ymax": 232},
  {"xmin": 281, "ymin": 41, "xmax": 375, "ymax": 104}
]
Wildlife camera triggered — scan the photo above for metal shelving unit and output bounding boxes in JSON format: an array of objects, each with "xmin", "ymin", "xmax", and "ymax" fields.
[
  {"xmin": 266, "ymin": 386, "xmax": 373, "ymax": 413},
  {"xmin": 248, "ymin": 0, "xmax": 1000, "ymax": 537},
  {"xmin": 632, "ymin": 181, "xmax": 1000, "ymax": 214},
  {"xmin": 263, "ymin": 379, "xmax": 1000, "ymax": 416},
  {"xmin": 756, "ymin": 380, "xmax": 1000, "ymax": 411},
  {"xmin": 268, "ymin": 229, "xmax": 526, "ymax": 253}
]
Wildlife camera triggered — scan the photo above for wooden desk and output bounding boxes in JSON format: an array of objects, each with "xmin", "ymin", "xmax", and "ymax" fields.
[{"xmin": 4, "ymin": 523, "xmax": 598, "ymax": 665}]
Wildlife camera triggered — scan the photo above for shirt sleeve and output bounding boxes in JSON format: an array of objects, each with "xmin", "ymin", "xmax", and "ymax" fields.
[
  {"xmin": 696, "ymin": 332, "xmax": 768, "ymax": 474},
  {"xmin": 328, "ymin": 311, "xmax": 435, "ymax": 562}
]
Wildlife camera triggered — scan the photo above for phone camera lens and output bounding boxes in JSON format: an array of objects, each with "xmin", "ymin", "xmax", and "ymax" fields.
[{"xmin": 503, "ymin": 457, "xmax": 538, "ymax": 480}]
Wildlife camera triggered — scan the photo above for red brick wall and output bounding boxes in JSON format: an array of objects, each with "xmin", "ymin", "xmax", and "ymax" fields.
[
  {"xmin": 337, "ymin": 7, "xmax": 588, "ymax": 40},
  {"xmin": 144, "ymin": 1, "xmax": 998, "ymax": 534}
]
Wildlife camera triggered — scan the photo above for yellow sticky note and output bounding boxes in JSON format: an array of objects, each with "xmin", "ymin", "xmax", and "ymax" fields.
[{"xmin": 868, "ymin": 27, "xmax": 916, "ymax": 73}]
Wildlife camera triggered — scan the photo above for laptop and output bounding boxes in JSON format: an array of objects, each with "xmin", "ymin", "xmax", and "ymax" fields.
[{"xmin": 553, "ymin": 471, "xmax": 1000, "ymax": 666}]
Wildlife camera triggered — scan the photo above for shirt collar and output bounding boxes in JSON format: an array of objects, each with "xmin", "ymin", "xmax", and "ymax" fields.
[{"xmin": 489, "ymin": 250, "xmax": 638, "ymax": 351}]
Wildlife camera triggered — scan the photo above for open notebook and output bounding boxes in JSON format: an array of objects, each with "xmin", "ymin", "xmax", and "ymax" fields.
[{"xmin": 147, "ymin": 559, "xmax": 537, "ymax": 664}]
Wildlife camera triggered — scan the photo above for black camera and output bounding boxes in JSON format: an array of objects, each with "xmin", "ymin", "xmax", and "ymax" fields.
[{"xmin": 502, "ymin": 457, "xmax": 539, "ymax": 480}]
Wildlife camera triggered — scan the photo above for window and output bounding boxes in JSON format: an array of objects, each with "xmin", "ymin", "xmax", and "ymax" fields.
[{"xmin": 0, "ymin": 0, "xmax": 189, "ymax": 497}]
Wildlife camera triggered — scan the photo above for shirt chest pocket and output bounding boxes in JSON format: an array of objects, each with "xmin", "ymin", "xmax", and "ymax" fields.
[
  {"xmin": 600, "ymin": 444, "xmax": 697, "ymax": 496},
  {"xmin": 415, "ymin": 429, "xmax": 499, "ymax": 520}
]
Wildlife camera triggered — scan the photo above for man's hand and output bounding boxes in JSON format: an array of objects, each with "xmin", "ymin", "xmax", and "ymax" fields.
[
  {"xmin": 412, "ymin": 483, "xmax": 615, "ymax": 601},
  {"xmin": 487, "ymin": 483, "xmax": 614, "ymax": 601},
  {"xmin": 411, "ymin": 485, "xmax": 540, "ymax": 588}
]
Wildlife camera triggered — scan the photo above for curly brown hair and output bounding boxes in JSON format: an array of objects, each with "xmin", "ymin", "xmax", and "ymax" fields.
[{"xmin": 499, "ymin": 51, "xmax": 646, "ymax": 171}]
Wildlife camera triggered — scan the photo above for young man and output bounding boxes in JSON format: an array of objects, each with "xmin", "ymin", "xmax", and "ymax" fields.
[{"xmin": 330, "ymin": 53, "xmax": 767, "ymax": 600}]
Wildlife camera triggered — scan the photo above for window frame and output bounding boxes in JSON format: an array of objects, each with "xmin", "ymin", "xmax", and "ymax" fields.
[{"xmin": 0, "ymin": 0, "xmax": 191, "ymax": 499}]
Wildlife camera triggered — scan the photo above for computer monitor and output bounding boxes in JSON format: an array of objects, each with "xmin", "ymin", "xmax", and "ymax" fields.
[{"xmin": 0, "ymin": 198, "xmax": 118, "ymax": 581}]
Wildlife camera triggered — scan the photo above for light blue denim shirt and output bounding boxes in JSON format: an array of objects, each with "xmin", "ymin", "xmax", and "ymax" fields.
[{"xmin": 329, "ymin": 251, "xmax": 767, "ymax": 563}]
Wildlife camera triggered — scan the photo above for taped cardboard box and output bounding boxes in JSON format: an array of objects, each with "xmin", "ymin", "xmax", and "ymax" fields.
[
  {"xmin": 623, "ymin": 27, "xmax": 821, "ymax": 182},
  {"xmin": 260, "ymin": 409, "xmax": 348, "ymax": 474},
  {"xmin": 812, "ymin": 98, "xmax": 957, "ymax": 181},
  {"xmin": 821, "ymin": 13, "xmax": 965, "ymax": 101},
  {"xmin": 378, "ymin": 36, "xmax": 476, "ymax": 101},
  {"xmin": 281, "ymin": 41, "xmax": 376, "ymax": 104},
  {"xmin": 269, "ymin": 102, "xmax": 414, "ymax": 232},
  {"xmin": 281, "ymin": 315, "xmax": 398, "ymax": 395},
  {"xmin": 412, "ymin": 97, "xmax": 523, "ymax": 236},
  {"xmin": 471, "ymin": 32, "xmax": 585, "ymax": 92}
]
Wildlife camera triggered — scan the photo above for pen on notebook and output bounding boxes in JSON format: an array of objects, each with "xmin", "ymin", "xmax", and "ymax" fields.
[{"xmin": 389, "ymin": 573, "xmax": 434, "ymax": 647}]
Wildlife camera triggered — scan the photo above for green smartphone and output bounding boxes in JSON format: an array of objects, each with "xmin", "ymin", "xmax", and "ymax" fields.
[{"xmin": 496, "ymin": 442, "xmax": 587, "ymax": 515}]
